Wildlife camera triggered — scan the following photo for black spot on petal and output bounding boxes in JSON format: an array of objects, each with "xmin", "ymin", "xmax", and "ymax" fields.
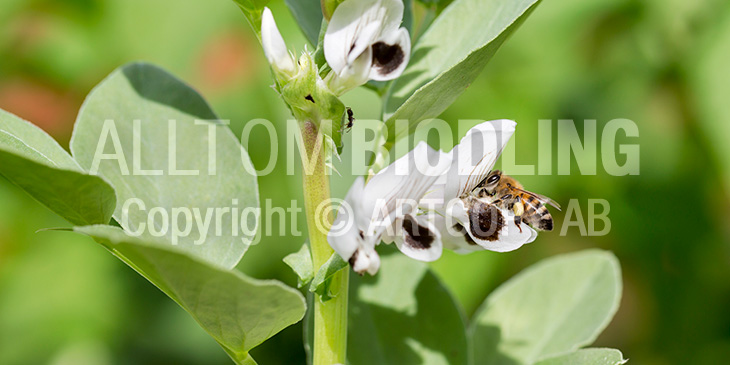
[
  {"xmin": 371, "ymin": 42, "xmax": 404, "ymax": 75},
  {"xmin": 402, "ymin": 215, "xmax": 435, "ymax": 250},
  {"xmin": 468, "ymin": 201, "xmax": 504, "ymax": 242},
  {"xmin": 305, "ymin": 94, "xmax": 315, "ymax": 103}
]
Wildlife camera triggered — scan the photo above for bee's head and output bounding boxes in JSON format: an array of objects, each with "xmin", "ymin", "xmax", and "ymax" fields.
[{"xmin": 482, "ymin": 170, "xmax": 502, "ymax": 193}]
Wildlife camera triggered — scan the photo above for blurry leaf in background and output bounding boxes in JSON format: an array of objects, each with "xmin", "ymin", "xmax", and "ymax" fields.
[
  {"xmin": 534, "ymin": 348, "xmax": 626, "ymax": 365},
  {"xmin": 0, "ymin": 109, "xmax": 115, "ymax": 225},
  {"xmin": 348, "ymin": 248, "xmax": 468, "ymax": 365},
  {"xmin": 691, "ymin": 9, "xmax": 730, "ymax": 194},
  {"xmin": 383, "ymin": 0, "xmax": 541, "ymax": 145},
  {"xmin": 470, "ymin": 250, "xmax": 622, "ymax": 364},
  {"xmin": 284, "ymin": 0, "xmax": 323, "ymax": 46},
  {"xmin": 74, "ymin": 225, "xmax": 306, "ymax": 365},
  {"xmin": 71, "ymin": 63, "xmax": 258, "ymax": 269}
]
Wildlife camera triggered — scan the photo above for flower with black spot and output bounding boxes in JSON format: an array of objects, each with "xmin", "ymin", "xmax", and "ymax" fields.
[{"xmin": 324, "ymin": 0, "xmax": 411, "ymax": 95}]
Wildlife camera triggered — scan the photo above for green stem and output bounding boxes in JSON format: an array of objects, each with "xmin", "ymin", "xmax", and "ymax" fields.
[{"xmin": 300, "ymin": 121, "xmax": 349, "ymax": 365}]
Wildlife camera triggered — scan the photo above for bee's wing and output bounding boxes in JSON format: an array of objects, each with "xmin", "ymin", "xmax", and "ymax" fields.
[{"xmin": 513, "ymin": 188, "xmax": 561, "ymax": 211}]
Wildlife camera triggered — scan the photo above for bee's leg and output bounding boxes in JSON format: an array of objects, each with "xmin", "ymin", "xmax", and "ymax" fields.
[
  {"xmin": 512, "ymin": 200, "xmax": 524, "ymax": 233},
  {"xmin": 495, "ymin": 194, "xmax": 512, "ymax": 208}
]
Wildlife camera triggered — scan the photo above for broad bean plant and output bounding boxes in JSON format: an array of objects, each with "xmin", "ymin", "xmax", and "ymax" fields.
[{"xmin": 0, "ymin": 0, "xmax": 626, "ymax": 364}]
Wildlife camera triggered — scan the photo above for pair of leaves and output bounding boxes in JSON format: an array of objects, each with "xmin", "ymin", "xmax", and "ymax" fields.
[
  {"xmin": 0, "ymin": 63, "xmax": 305, "ymax": 364},
  {"xmin": 284, "ymin": 245, "xmax": 348, "ymax": 300},
  {"xmin": 343, "ymin": 249, "xmax": 625, "ymax": 365}
]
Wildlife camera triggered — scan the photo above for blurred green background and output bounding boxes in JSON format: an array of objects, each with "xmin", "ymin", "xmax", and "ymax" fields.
[{"xmin": 1, "ymin": 0, "xmax": 730, "ymax": 364}]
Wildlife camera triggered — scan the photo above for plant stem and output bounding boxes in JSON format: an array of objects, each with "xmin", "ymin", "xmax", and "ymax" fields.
[{"xmin": 300, "ymin": 121, "xmax": 349, "ymax": 365}]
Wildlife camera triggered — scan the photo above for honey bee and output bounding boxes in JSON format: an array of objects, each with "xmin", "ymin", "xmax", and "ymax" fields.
[{"xmin": 474, "ymin": 170, "xmax": 560, "ymax": 232}]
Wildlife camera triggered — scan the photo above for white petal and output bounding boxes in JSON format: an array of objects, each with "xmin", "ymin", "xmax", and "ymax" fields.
[
  {"xmin": 485, "ymin": 214, "xmax": 537, "ymax": 252},
  {"xmin": 444, "ymin": 120, "xmax": 516, "ymax": 200},
  {"xmin": 351, "ymin": 246, "xmax": 381, "ymax": 275},
  {"xmin": 261, "ymin": 8, "xmax": 295, "ymax": 75},
  {"xmin": 392, "ymin": 214, "xmax": 443, "ymax": 262},
  {"xmin": 325, "ymin": 46, "xmax": 373, "ymax": 95},
  {"xmin": 324, "ymin": 0, "xmax": 383, "ymax": 74},
  {"xmin": 361, "ymin": 141, "xmax": 450, "ymax": 237},
  {"xmin": 369, "ymin": 27, "xmax": 411, "ymax": 81},
  {"xmin": 446, "ymin": 196, "xmax": 535, "ymax": 253},
  {"xmin": 328, "ymin": 177, "xmax": 367, "ymax": 261}
]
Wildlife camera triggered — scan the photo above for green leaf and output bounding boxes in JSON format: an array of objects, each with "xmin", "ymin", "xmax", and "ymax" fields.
[
  {"xmin": 470, "ymin": 250, "xmax": 622, "ymax": 365},
  {"xmin": 383, "ymin": 0, "xmax": 542, "ymax": 146},
  {"xmin": 348, "ymin": 249, "xmax": 468, "ymax": 365},
  {"xmin": 283, "ymin": 244, "xmax": 315, "ymax": 288},
  {"xmin": 231, "ymin": 0, "xmax": 271, "ymax": 36},
  {"xmin": 309, "ymin": 252, "xmax": 348, "ymax": 300},
  {"xmin": 0, "ymin": 109, "xmax": 116, "ymax": 225},
  {"xmin": 285, "ymin": 0, "xmax": 323, "ymax": 46},
  {"xmin": 71, "ymin": 62, "xmax": 259, "ymax": 270},
  {"xmin": 74, "ymin": 225, "xmax": 305, "ymax": 365},
  {"xmin": 534, "ymin": 348, "xmax": 627, "ymax": 365}
]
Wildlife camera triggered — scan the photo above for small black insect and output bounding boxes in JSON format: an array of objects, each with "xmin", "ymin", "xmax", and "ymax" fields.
[
  {"xmin": 304, "ymin": 94, "xmax": 315, "ymax": 103},
  {"xmin": 345, "ymin": 107, "xmax": 355, "ymax": 129}
]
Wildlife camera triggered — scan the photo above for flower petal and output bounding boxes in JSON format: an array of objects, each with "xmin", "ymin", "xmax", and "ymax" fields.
[
  {"xmin": 325, "ymin": 46, "xmax": 373, "ymax": 95},
  {"xmin": 261, "ymin": 8, "xmax": 295, "ymax": 75},
  {"xmin": 446, "ymin": 196, "xmax": 535, "ymax": 252},
  {"xmin": 328, "ymin": 177, "xmax": 366, "ymax": 261},
  {"xmin": 444, "ymin": 120, "xmax": 516, "ymax": 200},
  {"xmin": 361, "ymin": 141, "xmax": 450, "ymax": 237},
  {"xmin": 350, "ymin": 247, "xmax": 381, "ymax": 275},
  {"xmin": 324, "ymin": 0, "xmax": 384, "ymax": 74},
  {"xmin": 369, "ymin": 27, "xmax": 411, "ymax": 81},
  {"xmin": 392, "ymin": 214, "xmax": 443, "ymax": 262}
]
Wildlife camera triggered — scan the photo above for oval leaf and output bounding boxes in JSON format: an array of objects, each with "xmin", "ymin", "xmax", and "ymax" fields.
[
  {"xmin": 0, "ymin": 109, "xmax": 116, "ymax": 225},
  {"xmin": 383, "ymin": 0, "xmax": 542, "ymax": 145},
  {"xmin": 470, "ymin": 250, "xmax": 622, "ymax": 364},
  {"xmin": 74, "ymin": 225, "xmax": 305, "ymax": 365},
  {"xmin": 71, "ymin": 63, "xmax": 259, "ymax": 269},
  {"xmin": 348, "ymin": 249, "xmax": 468, "ymax": 365}
]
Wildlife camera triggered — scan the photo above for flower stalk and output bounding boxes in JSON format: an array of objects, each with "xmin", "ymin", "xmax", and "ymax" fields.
[{"xmin": 300, "ymin": 121, "xmax": 348, "ymax": 365}]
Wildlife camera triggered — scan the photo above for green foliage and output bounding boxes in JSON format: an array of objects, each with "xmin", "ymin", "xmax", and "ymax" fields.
[
  {"xmin": 74, "ymin": 225, "xmax": 305, "ymax": 365},
  {"xmin": 231, "ymin": 0, "xmax": 271, "ymax": 36},
  {"xmin": 71, "ymin": 63, "xmax": 259, "ymax": 270},
  {"xmin": 348, "ymin": 250, "xmax": 469, "ymax": 365},
  {"xmin": 0, "ymin": 62, "xmax": 307, "ymax": 363},
  {"xmin": 0, "ymin": 110, "xmax": 116, "ymax": 225},
  {"xmin": 534, "ymin": 348, "xmax": 626, "ymax": 365},
  {"xmin": 279, "ymin": 53, "xmax": 345, "ymax": 150},
  {"xmin": 309, "ymin": 252, "xmax": 348, "ymax": 300},
  {"xmin": 284, "ymin": 0, "xmax": 323, "ymax": 45},
  {"xmin": 382, "ymin": 0, "xmax": 542, "ymax": 146},
  {"xmin": 283, "ymin": 243, "xmax": 315, "ymax": 288},
  {"xmin": 470, "ymin": 250, "xmax": 622, "ymax": 364}
]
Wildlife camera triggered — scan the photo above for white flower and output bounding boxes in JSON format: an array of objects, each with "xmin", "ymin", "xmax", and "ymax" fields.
[
  {"xmin": 328, "ymin": 142, "xmax": 450, "ymax": 275},
  {"xmin": 426, "ymin": 120, "xmax": 538, "ymax": 254},
  {"xmin": 324, "ymin": 0, "xmax": 411, "ymax": 95},
  {"xmin": 261, "ymin": 7, "xmax": 296, "ymax": 78}
]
